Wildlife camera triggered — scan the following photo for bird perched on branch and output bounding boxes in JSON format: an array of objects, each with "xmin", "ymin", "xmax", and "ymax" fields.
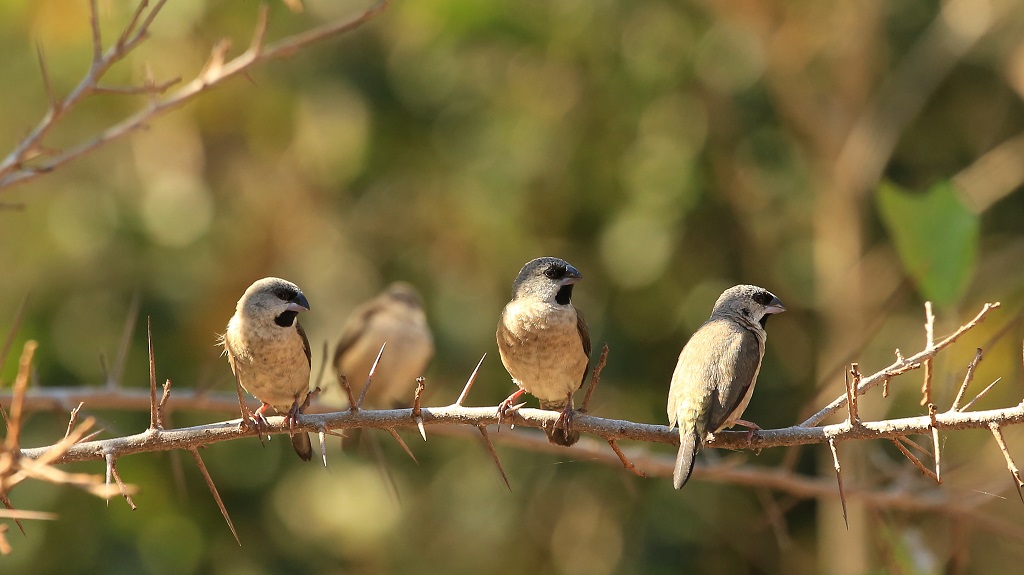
[
  {"xmin": 667, "ymin": 284, "xmax": 785, "ymax": 489},
  {"xmin": 328, "ymin": 281, "xmax": 434, "ymax": 409},
  {"xmin": 497, "ymin": 257, "xmax": 591, "ymax": 447},
  {"xmin": 222, "ymin": 277, "xmax": 314, "ymax": 461}
]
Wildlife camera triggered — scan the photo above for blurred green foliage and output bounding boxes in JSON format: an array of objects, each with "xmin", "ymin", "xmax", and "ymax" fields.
[
  {"xmin": 2, "ymin": 0, "xmax": 1024, "ymax": 574},
  {"xmin": 877, "ymin": 180, "xmax": 978, "ymax": 308}
]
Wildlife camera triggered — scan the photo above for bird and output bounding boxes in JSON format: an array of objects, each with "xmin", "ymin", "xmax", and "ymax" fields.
[
  {"xmin": 667, "ymin": 284, "xmax": 785, "ymax": 489},
  {"xmin": 328, "ymin": 281, "xmax": 434, "ymax": 409},
  {"xmin": 222, "ymin": 277, "xmax": 314, "ymax": 462},
  {"xmin": 496, "ymin": 257, "xmax": 591, "ymax": 447}
]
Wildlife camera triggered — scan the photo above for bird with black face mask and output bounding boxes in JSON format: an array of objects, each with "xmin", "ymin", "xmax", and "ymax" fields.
[
  {"xmin": 667, "ymin": 284, "xmax": 785, "ymax": 489},
  {"xmin": 329, "ymin": 282, "xmax": 434, "ymax": 410},
  {"xmin": 222, "ymin": 277, "xmax": 314, "ymax": 462},
  {"xmin": 496, "ymin": 257, "xmax": 591, "ymax": 447}
]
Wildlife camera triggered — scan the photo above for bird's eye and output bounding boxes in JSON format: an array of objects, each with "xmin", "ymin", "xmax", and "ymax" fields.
[
  {"xmin": 752, "ymin": 291, "xmax": 774, "ymax": 306},
  {"xmin": 544, "ymin": 264, "xmax": 566, "ymax": 280},
  {"xmin": 273, "ymin": 287, "xmax": 295, "ymax": 301}
]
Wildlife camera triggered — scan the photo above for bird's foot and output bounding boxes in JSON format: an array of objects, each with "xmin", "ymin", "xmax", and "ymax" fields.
[
  {"xmin": 282, "ymin": 396, "xmax": 304, "ymax": 439},
  {"xmin": 496, "ymin": 389, "xmax": 527, "ymax": 430},
  {"xmin": 732, "ymin": 419, "xmax": 761, "ymax": 443},
  {"xmin": 554, "ymin": 403, "xmax": 574, "ymax": 434},
  {"xmin": 241, "ymin": 403, "xmax": 272, "ymax": 445}
]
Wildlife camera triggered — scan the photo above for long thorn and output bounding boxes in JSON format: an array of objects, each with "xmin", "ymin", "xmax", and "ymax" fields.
[
  {"xmin": 189, "ymin": 448, "xmax": 240, "ymax": 545},
  {"xmin": 928, "ymin": 404, "xmax": 942, "ymax": 483},
  {"xmin": 356, "ymin": 343, "xmax": 386, "ymax": 409},
  {"xmin": 988, "ymin": 423, "xmax": 1024, "ymax": 504},
  {"xmin": 891, "ymin": 437, "xmax": 939, "ymax": 483},
  {"xmin": 318, "ymin": 427, "xmax": 328, "ymax": 467},
  {"xmin": 386, "ymin": 428, "xmax": 418, "ymax": 464},
  {"xmin": 108, "ymin": 291, "xmax": 140, "ymax": 389},
  {"xmin": 0, "ymin": 292, "xmax": 29, "ymax": 379},
  {"xmin": 456, "ymin": 354, "xmax": 486, "ymax": 406},
  {"xmin": 921, "ymin": 301, "xmax": 935, "ymax": 406},
  {"xmin": 0, "ymin": 495, "xmax": 26, "ymax": 536},
  {"xmin": 147, "ymin": 317, "xmax": 157, "ymax": 430},
  {"xmin": 828, "ymin": 439, "xmax": 848, "ymax": 529},
  {"xmin": 951, "ymin": 348, "xmax": 983, "ymax": 412},
  {"xmin": 477, "ymin": 426, "xmax": 511, "ymax": 492},
  {"xmin": 960, "ymin": 377, "xmax": 1003, "ymax": 412}
]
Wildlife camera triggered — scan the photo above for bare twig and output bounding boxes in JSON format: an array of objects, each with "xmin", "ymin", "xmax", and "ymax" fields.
[
  {"xmin": 64, "ymin": 402, "xmax": 85, "ymax": 440},
  {"xmin": 802, "ymin": 302, "xmax": 1000, "ymax": 426},
  {"xmin": 580, "ymin": 343, "xmax": 609, "ymax": 413},
  {"xmin": 845, "ymin": 364, "xmax": 861, "ymax": 424},
  {"xmin": 412, "ymin": 377, "xmax": 426, "ymax": 441},
  {"xmin": 104, "ymin": 454, "xmax": 137, "ymax": 510},
  {"xmin": 607, "ymin": 439, "xmax": 645, "ymax": 477},
  {"xmin": 156, "ymin": 380, "xmax": 172, "ymax": 430},
  {"xmin": 338, "ymin": 374, "xmax": 358, "ymax": 412},
  {"xmin": 0, "ymin": 0, "xmax": 389, "ymax": 191}
]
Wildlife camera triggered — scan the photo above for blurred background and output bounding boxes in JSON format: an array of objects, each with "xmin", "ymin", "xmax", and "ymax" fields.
[{"xmin": 2, "ymin": 0, "xmax": 1024, "ymax": 573}]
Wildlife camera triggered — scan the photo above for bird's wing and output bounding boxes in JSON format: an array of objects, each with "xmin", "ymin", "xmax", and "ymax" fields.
[
  {"xmin": 332, "ymin": 301, "xmax": 380, "ymax": 369},
  {"xmin": 297, "ymin": 321, "xmax": 312, "ymax": 368},
  {"xmin": 575, "ymin": 306, "xmax": 592, "ymax": 386},
  {"xmin": 708, "ymin": 325, "xmax": 763, "ymax": 432}
]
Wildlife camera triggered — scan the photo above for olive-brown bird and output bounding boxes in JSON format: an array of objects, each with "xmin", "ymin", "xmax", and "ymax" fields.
[
  {"xmin": 496, "ymin": 257, "xmax": 590, "ymax": 447},
  {"xmin": 222, "ymin": 277, "xmax": 314, "ymax": 461},
  {"xmin": 667, "ymin": 284, "xmax": 785, "ymax": 489},
  {"xmin": 330, "ymin": 282, "xmax": 434, "ymax": 409}
]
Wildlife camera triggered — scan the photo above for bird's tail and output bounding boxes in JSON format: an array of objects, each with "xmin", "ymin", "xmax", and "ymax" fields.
[
  {"xmin": 673, "ymin": 427, "xmax": 701, "ymax": 489},
  {"xmin": 292, "ymin": 432, "xmax": 313, "ymax": 462},
  {"xmin": 539, "ymin": 398, "xmax": 580, "ymax": 447}
]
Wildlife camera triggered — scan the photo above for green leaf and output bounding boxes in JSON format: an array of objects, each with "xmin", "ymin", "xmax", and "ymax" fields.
[{"xmin": 877, "ymin": 180, "xmax": 979, "ymax": 308}]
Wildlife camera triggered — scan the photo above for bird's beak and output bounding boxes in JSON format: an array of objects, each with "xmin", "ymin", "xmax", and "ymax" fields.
[
  {"xmin": 765, "ymin": 296, "xmax": 785, "ymax": 315},
  {"xmin": 287, "ymin": 292, "xmax": 311, "ymax": 313},
  {"xmin": 561, "ymin": 264, "xmax": 583, "ymax": 285}
]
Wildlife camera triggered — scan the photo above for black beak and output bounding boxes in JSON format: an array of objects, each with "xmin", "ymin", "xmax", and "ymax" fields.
[{"xmin": 286, "ymin": 291, "xmax": 311, "ymax": 313}]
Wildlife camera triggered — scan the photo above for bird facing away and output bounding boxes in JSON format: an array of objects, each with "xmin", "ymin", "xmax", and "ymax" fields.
[
  {"xmin": 222, "ymin": 277, "xmax": 314, "ymax": 461},
  {"xmin": 497, "ymin": 257, "xmax": 591, "ymax": 447},
  {"xmin": 667, "ymin": 284, "xmax": 785, "ymax": 489},
  {"xmin": 329, "ymin": 282, "xmax": 434, "ymax": 409}
]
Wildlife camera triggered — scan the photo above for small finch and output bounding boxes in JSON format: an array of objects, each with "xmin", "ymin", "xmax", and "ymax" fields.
[
  {"xmin": 329, "ymin": 282, "xmax": 434, "ymax": 409},
  {"xmin": 222, "ymin": 277, "xmax": 314, "ymax": 461},
  {"xmin": 667, "ymin": 284, "xmax": 785, "ymax": 489},
  {"xmin": 496, "ymin": 257, "xmax": 590, "ymax": 447}
]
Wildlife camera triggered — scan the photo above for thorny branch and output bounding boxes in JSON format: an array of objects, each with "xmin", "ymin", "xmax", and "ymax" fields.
[
  {"xmin": 0, "ymin": 0, "xmax": 389, "ymax": 192},
  {"xmin": 3, "ymin": 301, "xmax": 1024, "ymax": 548}
]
